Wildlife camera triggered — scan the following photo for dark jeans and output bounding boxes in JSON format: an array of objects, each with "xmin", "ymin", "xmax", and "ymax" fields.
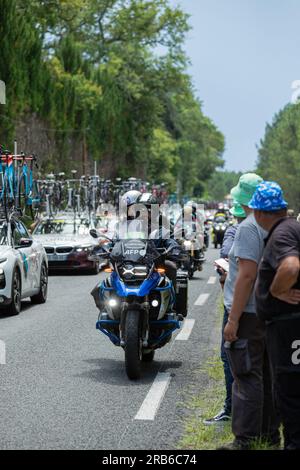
[
  {"xmin": 221, "ymin": 306, "xmax": 234, "ymax": 414},
  {"xmin": 266, "ymin": 315, "xmax": 300, "ymax": 450},
  {"xmin": 226, "ymin": 312, "xmax": 281, "ymax": 444}
]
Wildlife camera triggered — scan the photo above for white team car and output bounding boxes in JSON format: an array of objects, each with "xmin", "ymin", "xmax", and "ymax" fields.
[{"xmin": 0, "ymin": 215, "xmax": 48, "ymax": 315}]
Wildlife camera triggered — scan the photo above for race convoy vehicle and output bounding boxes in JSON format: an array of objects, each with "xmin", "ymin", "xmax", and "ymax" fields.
[
  {"xmin": 0, "ymin": 216, "xmax": 48, "ymax": 315},
  {"xmin": 32, "ymin": 215, "xmax": 102, "ymax": 273}
]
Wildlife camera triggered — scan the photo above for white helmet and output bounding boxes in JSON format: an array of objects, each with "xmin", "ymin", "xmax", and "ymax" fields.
[
  {"xmin": 120, "ymin": 190, "xmax": 142, "ymax": 220},
  {"xmin": 120, "ymin": 190, "xmax": 142, "ymax": 207}
]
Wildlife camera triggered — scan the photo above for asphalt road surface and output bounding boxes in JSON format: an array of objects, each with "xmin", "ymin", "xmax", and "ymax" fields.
[{"xmin": 0, "ymin": 247, "xmax": 221, "ymax": 450}]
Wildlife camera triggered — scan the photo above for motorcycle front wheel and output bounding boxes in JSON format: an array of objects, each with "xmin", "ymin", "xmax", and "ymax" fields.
[
  {"xmin": 125, "ymin": 310, "xmax": 142, "ymax": 380},
  {"xmin": 142, "ymin": 350, "xmax": 155, "ymax": 362}
]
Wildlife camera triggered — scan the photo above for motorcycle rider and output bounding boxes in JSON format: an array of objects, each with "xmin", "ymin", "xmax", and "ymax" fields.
[
  {"xmin": 174, "ymin": 201, "xmax": 205, "ymax": 265},
  {"xmin": 136, "ymin": 192, "xmax": 182, "ymax": 291},
  {"xmin": 106, "ymin": 190, "xmax": 182, "ymax": 294}
]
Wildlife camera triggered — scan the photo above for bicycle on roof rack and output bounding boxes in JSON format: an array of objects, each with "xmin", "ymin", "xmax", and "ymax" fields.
[{"xmin": 0, "ymin": 145, "xmax": 41, "ymax": 221}]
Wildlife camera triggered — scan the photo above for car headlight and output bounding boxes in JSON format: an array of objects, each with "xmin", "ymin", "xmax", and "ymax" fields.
[{"xmin": 75, "ymin": 246, "xmax": 93, "ymax": 253}]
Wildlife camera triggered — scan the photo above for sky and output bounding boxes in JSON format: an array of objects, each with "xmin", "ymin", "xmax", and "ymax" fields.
[{"xmin": 170, "ymin": 0, "xmax": 300, "ymax": 172}]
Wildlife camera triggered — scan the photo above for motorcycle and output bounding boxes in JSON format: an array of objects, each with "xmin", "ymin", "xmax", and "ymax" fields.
[
  {"xmin": 175, "ymin": 224, "xmax": 206, "ymax": 279},
  {"xmin": 89, "ymin": 229, "xmax": 188, "ymax": 380},
  {"xmin": 204, "ymin": 220, "xmax": 210, "ymax": 250},
  {"xmin": 212, "ymin": 217, "xmax": 228, "ymax": 249}
]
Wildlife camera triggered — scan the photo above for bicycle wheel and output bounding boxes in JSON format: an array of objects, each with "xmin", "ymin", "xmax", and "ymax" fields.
[
  {"xmin": 31, "ymin": 179, "xmax": 41, "ymax": 210},
  {"xmin": 17, "ymin": 174, "xmax": 28, "ymax": 216},
  {"xmin": 0, "ymin": 178, "xmax": 8, "ymax": 220}
]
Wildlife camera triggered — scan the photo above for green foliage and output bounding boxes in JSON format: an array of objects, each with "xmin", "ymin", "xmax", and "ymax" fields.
[
  {"xmin": 257, "ymin": 103, "xmax": 300, "ymax": 211},
  {"xmin": 0, "ymin": 0, "xmax": 224, "ymax": 193},
  {"xmin": 205, "ymin": 170, "xmax": 242, "ymax": 201}
]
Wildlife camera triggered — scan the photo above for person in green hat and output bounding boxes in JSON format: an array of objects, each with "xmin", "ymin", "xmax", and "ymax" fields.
[
  {"xmin": 204, "ymin": 201, "xmax": 246, "ymax": 426},
  {"xmin": 219, "ymin": 202, "xmax": 246, "ymax": 259},
  {"xmin": 230, "ymin": 201, "xmax": 246, "ymax": 219},
  {"xmin": 219, "ymin": 173, "xmax": 280, "ymax": 450}
]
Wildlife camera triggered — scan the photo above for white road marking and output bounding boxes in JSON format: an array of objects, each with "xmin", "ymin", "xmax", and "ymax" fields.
[
  {"xmin": 0, "ymin": 340, "xmax": 6, "ymax": 365},
  {"xmin": 194, "ymin": 293, "xmax": 210, "ymax": 306},
  {"xmin": 175, "ymin": 319, "xmax": 195, "ymax": 341},
  {"xmin": 207, "ymin": 276, "xmax": 217, "ymax": 285},
  {"xmin": 135, "ymin": 372, "xmax": 172, "ymax": 421}
]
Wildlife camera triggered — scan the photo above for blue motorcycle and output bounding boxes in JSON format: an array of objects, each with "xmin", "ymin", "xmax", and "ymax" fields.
[{"xmin": 90, "ymin": 229, "xmax": 186, "ymax": 380}]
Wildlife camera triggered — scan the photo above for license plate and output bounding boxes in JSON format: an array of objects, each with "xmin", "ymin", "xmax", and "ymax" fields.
[{"xmin": 47, "ymin": 254, "xmax": 68, "ymax": 261}]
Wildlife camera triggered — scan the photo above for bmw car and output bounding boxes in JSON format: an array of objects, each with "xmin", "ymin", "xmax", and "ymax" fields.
[
  {"xmin": 32, "ymin": 215, "xmax": 102, "ymax": 273},
  {"xmin": 0, "ymin": 216, "xmax": 48, "ymax": 315}
]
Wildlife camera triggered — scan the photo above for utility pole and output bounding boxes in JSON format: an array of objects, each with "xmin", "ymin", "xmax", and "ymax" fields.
[{"xmin": 82, "ymin": 130, "xmax": 88, "ymax": 175}]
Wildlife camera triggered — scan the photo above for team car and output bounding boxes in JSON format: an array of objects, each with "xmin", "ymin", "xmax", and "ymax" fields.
[
  {"xmin": 32, "ymin": 215, "xmax": 103, "ymax": 273},
  {"xmin": 0, "ymin": 215, "xmax": 48, "ymax": 315}
]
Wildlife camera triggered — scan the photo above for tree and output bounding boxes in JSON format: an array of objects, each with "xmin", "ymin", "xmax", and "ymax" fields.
[
  {"xmin": 0, "ymin": 0, "xmax": 225, "ymax": 188},
  {"xmin": 205, "ymin": 170, "xmax": 242, "ymax": 202},
  {"xmin": 257, "ymin": 103, "xmax": 300, "ymax": 211}
]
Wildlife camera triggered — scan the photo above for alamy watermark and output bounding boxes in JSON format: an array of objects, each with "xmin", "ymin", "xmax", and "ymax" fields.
[
  {"xmin": 291, "ymin": 340, "xmax": 300, "ymax": 365},
  {"xmin": 0, "ymin": 80, "xmax": 6, "ymax": 105},
  {"xmin": 291, "ymin": 80, "xmax": 300, "ymax": 104},
  {"xmin": 98, "ymin": 200, "xmax": 205, "ymax": 243},
  {"xmin": 0, "ymin": 339, "xmax": 6, "ymax": 365}
]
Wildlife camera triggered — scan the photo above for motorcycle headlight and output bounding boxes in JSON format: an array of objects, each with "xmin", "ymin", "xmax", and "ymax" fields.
[
  {"xmin": 184, "ymin": 241, "xmax": 192, "ymax": 249},
  {"xmin": 108, "ymin": 298, "xmax": 118, "ymax": 307},
  {"xmin": 120, "ymin": 264, "xmax": 148, "ymax": 280},
  {"xmin": 222, "ymin": 226, "xmax": 227, "ymax": 231},
  {"xmin": 215, "ymin": 226, "xmax": 220, "ymax": 231}
]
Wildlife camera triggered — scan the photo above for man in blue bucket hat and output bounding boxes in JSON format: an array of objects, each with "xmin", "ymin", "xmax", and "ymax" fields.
[
  {"xmin": 250, "ymin": 181, "xmax": 300, "ymax": 450},
  {"xmin": 219, "ymin": 174, "xmax": 280, "ymax": 450}
]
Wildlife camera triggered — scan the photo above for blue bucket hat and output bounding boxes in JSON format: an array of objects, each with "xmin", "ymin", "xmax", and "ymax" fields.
[{"xmin": 249, "ymin": 181, "xmax": 288, "ymax": 211}]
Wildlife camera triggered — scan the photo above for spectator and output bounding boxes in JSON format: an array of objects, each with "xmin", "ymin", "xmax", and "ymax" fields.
[
  {"xmin": 204, "ymin": 201, "xmax": 246, "ymax": 425},
  {"xmin": 220, "ymin": 173, "xmax": 280, "ymax": 450},
  {"xmin": 287, "ymin": 209, "xmax": 295, "ymax": 218},
  {"xmin": 250, "ymin": 181, "xmax": 300, "ymax": 450}
]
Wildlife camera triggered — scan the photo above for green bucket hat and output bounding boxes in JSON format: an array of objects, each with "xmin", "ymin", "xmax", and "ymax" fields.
[
  {"xmin": 230, "ymin": 173, "xmax": 263, "ymax": 206},
  {"xmin": 230, "ymin": 201, "xmax": 246, "ymax": 218}
]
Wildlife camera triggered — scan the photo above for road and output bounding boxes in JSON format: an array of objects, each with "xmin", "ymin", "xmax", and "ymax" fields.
[{"xmin": 0, "ymin": 247, "xmax": 221, "ymax": 450}]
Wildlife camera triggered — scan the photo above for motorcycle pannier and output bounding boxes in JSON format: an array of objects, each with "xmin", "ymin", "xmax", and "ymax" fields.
[{"xmin": 176, "ymin": 270, "xmax": 188, "ymax": 317}]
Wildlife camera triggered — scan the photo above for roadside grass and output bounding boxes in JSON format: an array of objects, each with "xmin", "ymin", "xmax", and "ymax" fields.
[
  {"xmin": 177, "ymin": 351, "xmax": 232, "ymax": 450},
  {"xmin": 178, "ymin": 297, "xmax": 282, "ymax": 451}
]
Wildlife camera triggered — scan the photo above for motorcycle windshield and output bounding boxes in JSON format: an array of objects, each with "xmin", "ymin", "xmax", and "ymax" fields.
[
  {"xmin": 183, "ymin": 223, "xmax": 197, "ymax": 239},
  {"xmin": 124, "ymin": 231, "xmax": 147, "ymax": 240},
  {"xmin": 122, "ymin": 239, "xmax": 148, "ymax": 263},
  {"xmin": 111, "ymin": 237, "xmax": 160, "ymax": 265},
  {"xmin": 214, "ymin": 217, "xmax": 226, "ymax": 224}
]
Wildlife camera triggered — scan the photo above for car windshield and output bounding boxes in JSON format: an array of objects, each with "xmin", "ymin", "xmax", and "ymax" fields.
[
  {"xmin": 0, "ymin": 223, "xmax": 7, "ymax": 245},
  {"xmin": 34, "ymin": 220, "xmax": 91, "ymax": 236}
]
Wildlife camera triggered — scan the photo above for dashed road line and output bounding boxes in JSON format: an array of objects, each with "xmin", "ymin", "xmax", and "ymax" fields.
[
  {"xmin": 207, "ymin": 276, "xmax": 217, "ymax": 285},
  {"xmin": 175, "ymin": 319, "xmax": 195, "ymax": 341},
  {"xmin": 194, "ymin": 293, "xmax": 210, "ymax": 306},
  {"xmin": 134, "ymin": 372, "xmax": 172, "ymax": 421}
]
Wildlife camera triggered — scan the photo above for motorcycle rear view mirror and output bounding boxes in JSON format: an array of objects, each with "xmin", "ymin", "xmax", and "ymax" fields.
[
  {"xmin": 90, "ymin": 228, "xmax": 113, "ymax": 243},
  {"xmin": 90, "ymin": 229, "xmax": 99, "ymax": 238},
  {"xmin": 156, "ymin": 245, "xmax": 174, "ymax": 257}
]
